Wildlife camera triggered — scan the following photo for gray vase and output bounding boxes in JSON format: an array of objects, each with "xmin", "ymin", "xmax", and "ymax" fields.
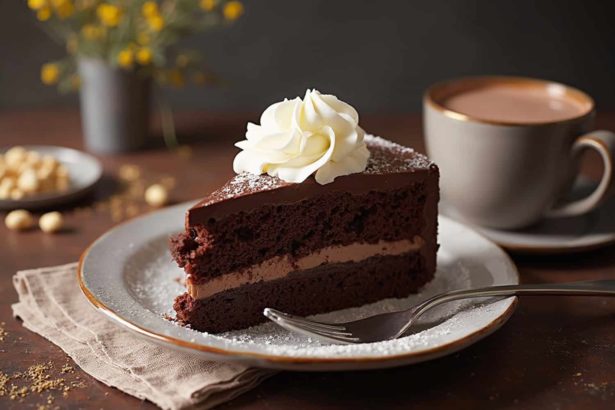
[{"xmin": 78, "ymin": 58, "xmax": 151, "ymax": 154}]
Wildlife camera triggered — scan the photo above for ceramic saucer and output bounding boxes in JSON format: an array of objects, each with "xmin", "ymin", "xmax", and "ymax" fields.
[{"xmin": 440, "ymin": 179, "xmax": 615, "ymax": 254}]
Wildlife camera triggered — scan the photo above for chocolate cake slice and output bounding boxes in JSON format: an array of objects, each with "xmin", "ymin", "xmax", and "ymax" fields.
[{"xmin": 171, "ymin": 135, "xmax": 439, "ymax": 333}]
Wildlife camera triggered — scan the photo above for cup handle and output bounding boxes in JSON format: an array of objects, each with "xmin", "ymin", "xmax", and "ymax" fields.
[{"xmin": 546, "ymin": 130, "xmax": 615, "ymax": 218}]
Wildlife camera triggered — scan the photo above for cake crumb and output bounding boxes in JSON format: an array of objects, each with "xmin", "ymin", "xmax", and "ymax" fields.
[
  {"xmin": 0, "ymin": 322, "xmax": 7, "ymax": 341},
  {"xmin": 70, "ymin": 379, "xmax": 86, "ymax": 389},
  {"xmin": 71, "ymin": 162, "xmax": 175, "ymax": 223},
  {"xmin": 9, "ymin": 384, "xmax": 28, "ymax": 400},
  {"xmin": 118, "ymin": 164, "xmax": 141, "ymax": 181},
  {"xmin": 162, "ymin": 313, "xmax": 175, "ymax": 322},
  {"xmin": 0, "ymin": 372, "xmax": 10, "ymax": 396},
  {"xmin": 0, "ymin": 360, "xmax": 85, "ymax": 405},
  {"xmin": 26, "ymin": 362, "xmax": 65, "ymax": 394}
]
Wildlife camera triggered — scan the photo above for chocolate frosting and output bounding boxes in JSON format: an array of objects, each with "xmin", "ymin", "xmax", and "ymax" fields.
[{"xmin": 187, "ymin": 135, "xmax": 438, "ymax": 226}]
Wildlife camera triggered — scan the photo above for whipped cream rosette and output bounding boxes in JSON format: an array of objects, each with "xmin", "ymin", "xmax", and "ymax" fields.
[{"xmin": 233, "ymin": 89, "xmax": 370, "ymax": 184}]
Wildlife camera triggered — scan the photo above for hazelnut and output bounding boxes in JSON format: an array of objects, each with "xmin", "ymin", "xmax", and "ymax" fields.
[
  {"xmin": 25, "ymin": 151, "xmax": 41, "ymax": 165},
  {"xmin": 145, "ymin": 184, "xmax": 169, "ymax": 207},
  {"xmin": 4, "ymin": 146, "xmax": 27, "ymax": 166},
  {"xmin": 41, "ymin": 155, "xmax": 58, "ymax": 170},
  {"xmin": 119, "ymin": 164, "xmax": 141, "ymax": 181},
  {"xmin": 56, "ymin": 164, "xmax": 69, "ymax": 178},
  {"xmin": 5, "ymin": 209, "xmax": 34, "ymax": 231},
  {"xmin": 0, "ymin": 177, "xmax": 15, "ymax": 191},
  {"xmin": 39, "ymin": 211, "xmax": 63, "ymax": 233},
  {"xmin": 36, "ymin": 166, "xmax": 53, "ymax": 181},
  {"xmin": 17, "ymin": 169, "xmax": 40, "ymax": 192},
  {"xmin": 16, "ymin": 162, "xmax": 31, "ymax": 174},
  {"xmin": 9, "ymin": 188, "xmax": 25, "ymax": 200},
  {"xmin": 55, "ymin": 176, "xmax": 70, "ymax": 191}
]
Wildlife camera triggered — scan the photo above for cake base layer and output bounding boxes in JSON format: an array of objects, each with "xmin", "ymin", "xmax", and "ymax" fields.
[{"xmin": 173, "ymin": 252, "xmax": 432, "ymax": 333}]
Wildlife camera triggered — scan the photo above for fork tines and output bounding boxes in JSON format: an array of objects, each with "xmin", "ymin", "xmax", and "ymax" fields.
[{"xmin": 263, "ymin": 308, "xmax": 360, "ymax": 344}]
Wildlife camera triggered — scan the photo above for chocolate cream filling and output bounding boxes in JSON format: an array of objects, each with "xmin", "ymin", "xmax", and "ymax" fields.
[{"xmin": 186, "ymin": 236, "xmax": 425, "ymax": 299}]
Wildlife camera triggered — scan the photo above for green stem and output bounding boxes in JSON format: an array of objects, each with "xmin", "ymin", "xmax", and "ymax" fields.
[{"xmin": 155, "ymin": 86, "xmax": 179, "ymax": 149}]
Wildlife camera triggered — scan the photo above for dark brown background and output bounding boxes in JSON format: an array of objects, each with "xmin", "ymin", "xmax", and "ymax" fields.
[{"xmin": 2, "ymin": 0, "xmax": 615, "ymax": 112}]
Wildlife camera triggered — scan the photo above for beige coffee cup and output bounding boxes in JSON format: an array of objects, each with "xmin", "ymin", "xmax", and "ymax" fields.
[{"xmin": 424, "ymin": 76, "xmax": 615, "ymax": 229}]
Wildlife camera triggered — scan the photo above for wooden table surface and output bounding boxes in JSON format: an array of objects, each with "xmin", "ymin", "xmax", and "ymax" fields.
[{"xmin": 1, "ymin": 110, "xmax": 614, "ymax": 409}]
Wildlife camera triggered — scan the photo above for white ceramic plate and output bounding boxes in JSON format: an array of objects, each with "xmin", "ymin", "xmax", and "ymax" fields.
[
  {"xmin": 79, "ymin": 203, "xmax": 519, "ymax": 371},
  {"xmin": 441, "ymin": 179, "xmax": 615, "ymax": 254},
  {"xmin": 0, "ymin": 145, "xmax": 103, "ymax": 210}
]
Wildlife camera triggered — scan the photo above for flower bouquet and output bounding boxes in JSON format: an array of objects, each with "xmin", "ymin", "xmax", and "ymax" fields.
[{"xmin": 27, "ymin": 0, "xmax": 244, "ymax": 153}]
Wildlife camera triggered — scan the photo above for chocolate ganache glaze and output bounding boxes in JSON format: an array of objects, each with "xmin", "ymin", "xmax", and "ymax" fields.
[{"xmin": 187, "ymin": 135, "xmax": 438, "ymax": 226}]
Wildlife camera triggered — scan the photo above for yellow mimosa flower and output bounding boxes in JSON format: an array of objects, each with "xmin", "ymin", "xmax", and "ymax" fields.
[
  {"xmin": 137, "ymin": 32, "xmax": 150, "ymax": 45},
  {"xmin": 223, "ymin": 1, "xmax": 243, "ymax": 21},
  {"xmin": 147, "ymin": 14, "xmax": 165, "ymax": 32},
  {"xmin": 75, "ymin": 0, "xmax": 96, "ymax": 10},
  {"xmin": 97, "ymin": 3, "xmax": 122, "ymax": 27},
  {"xmin": 52, "ymin": 0, "xmax": 74, "ymax": 19},
  {"xmin": 176, "ymin": 54, "xmax": 189, "ymax": 68},
  {"xmin": 36, "ymin": 7, "xmax": 52, "ymax": 21},
  {"xmin": 117, "ymin": 48, "xmax": 134, "ymax": 68},
  {"xmin": 199, "ymin": 0, "xmax": 216, "ymax": 11},
  {"xmin": 136, "ymin": 48, "xmax": 153, "ymax": 65},
  {"xmin": 168, "ymin": 69, "xmax": 185, "ymax": 88},
  {"xmin": 192, "ymin": 72, "xmax": 206, "ymax": 85},
  {"xmin": 141, "ymin": 1, "xmax": 159, "ymax": 17},
  {"xmin": 66, "ymin": 35, "xmax": 78, "ymax": 54},
  {"xmin": 82, "ymin": 24, "xmax": 105, "ymax": 40},
  {"xmin": 57, "ymin": 4, "xmax": 75, "ymax": 19},
  {"xmin": 28, "ymin": 0, "xmax": 47, "ymax": 11},
  {"xmin": 41, "ymin": 63, "xmax": 60, "ymax": 85}
]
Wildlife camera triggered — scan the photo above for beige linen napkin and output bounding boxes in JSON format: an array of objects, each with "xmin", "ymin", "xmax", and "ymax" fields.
[{"xmin": 12, "ymin": 263, "xmax": 274, "ymax": 410}]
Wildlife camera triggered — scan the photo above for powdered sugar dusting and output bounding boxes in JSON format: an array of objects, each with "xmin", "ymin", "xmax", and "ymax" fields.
[
  {"xmin": 199, "ymin": 172, "xmax": 286, "ymax": 207},
  {"xmin": 125, "ymin": 237, "xmax": 186, "ymax": 317},
  {"xmin": 364, "ymin": 134, "xmax": 433, "ymax": 174},
  {"xmin": 198, "ymin": 135, "xmax": 433, "ymax": 207},
  {"xmin": 124, "ymin": 233, "xmax": 515, "ymax": 359}
]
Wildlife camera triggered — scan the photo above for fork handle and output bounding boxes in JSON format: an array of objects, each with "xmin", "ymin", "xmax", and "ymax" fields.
[
  {"xmin": 397, "ymin": 280, "xmax": 615, "ymax": 337},
  {"xmin": 417, "ymin": 279, "xmax": 615, "ymax": 313},
  {"xmin": 437, "ymin": 279, "xmax": 615, "ymax": 300}
]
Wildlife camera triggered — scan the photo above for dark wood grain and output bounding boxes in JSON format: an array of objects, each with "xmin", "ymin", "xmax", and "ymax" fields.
[{"xmin": 0, "ymin": 110, "xmax": 614, "ymax": 409}]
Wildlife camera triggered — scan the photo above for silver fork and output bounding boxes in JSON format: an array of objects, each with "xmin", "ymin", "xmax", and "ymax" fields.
[{"xmin": 263, "ymin": 280, "xmax": 615, "ymax": 344}]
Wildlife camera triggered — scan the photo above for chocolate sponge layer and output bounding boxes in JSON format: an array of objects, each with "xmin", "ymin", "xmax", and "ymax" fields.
[
  {"xmin": 173, "ymin": 251, "xmax": 432, "ymax": 333},
  {"xmin": 171, "ymin": 182, "xmax": 434, "ymax": 282}
]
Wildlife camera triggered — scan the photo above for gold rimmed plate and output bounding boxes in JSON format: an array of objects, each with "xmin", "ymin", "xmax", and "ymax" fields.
[{"xmin": 78, "ymin": 203, "xmax": 518, "ymax": 371}]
